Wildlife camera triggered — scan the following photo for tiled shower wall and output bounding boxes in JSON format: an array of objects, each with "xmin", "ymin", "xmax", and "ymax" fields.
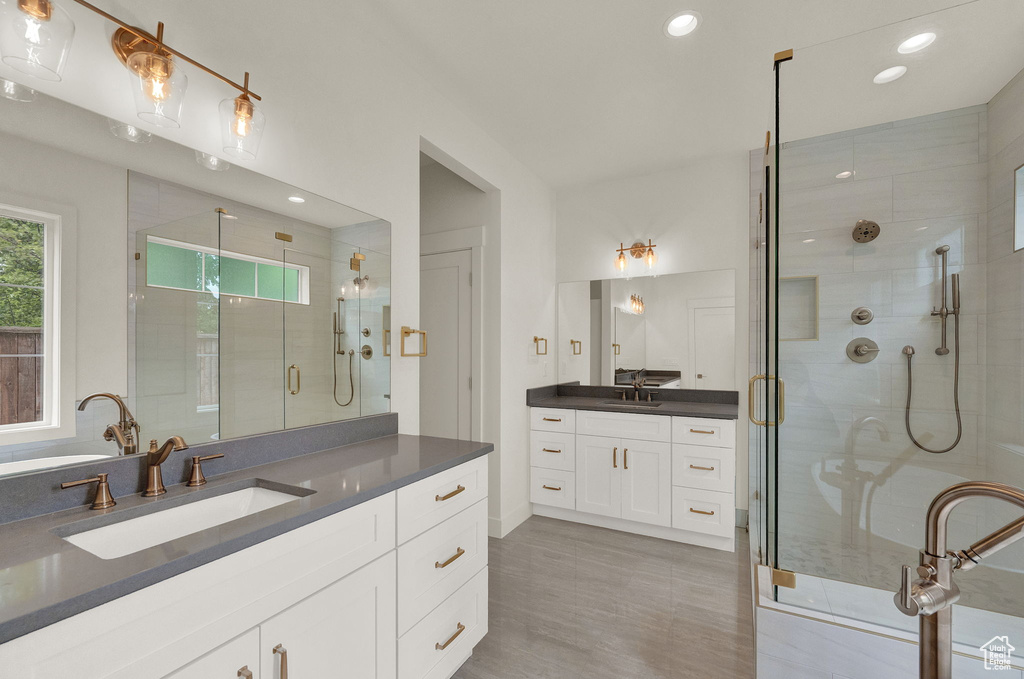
[{"xmin": 749, "ymin": 102, "xmax": 1024, "ymax": 613}]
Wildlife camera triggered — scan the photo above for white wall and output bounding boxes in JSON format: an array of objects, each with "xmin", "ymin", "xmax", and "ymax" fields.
[
  {"xmin": 556, "ymin": 156, "xmax": 751, "ymax": 510},
  {"xmin": 0, "ymin": 0, "xmax": 557, "ymax": 535}
]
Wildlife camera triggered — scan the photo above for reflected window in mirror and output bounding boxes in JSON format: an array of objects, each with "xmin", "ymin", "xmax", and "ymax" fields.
[{"xmin": 1015, "ymin": 163, "xmax": 1024, "ymax": 251}]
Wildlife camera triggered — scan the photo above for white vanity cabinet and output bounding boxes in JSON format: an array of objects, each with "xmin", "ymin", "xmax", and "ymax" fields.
[
  {"xmin": 164, "ymin": 629, "xmax": 261, "ymax": 679},
  {"xmin": 530, "ymin": 406, "xmax": 736, "ymax": 551}
]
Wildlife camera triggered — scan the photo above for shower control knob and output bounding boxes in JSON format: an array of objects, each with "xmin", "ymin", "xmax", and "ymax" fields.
[
  {"xmin": 851, "ymin": 307, "xmax": 874, "ymax": 325},
  {"xmin": 846, "ymin": 338, "xmax": 880, "ymax": 363}
]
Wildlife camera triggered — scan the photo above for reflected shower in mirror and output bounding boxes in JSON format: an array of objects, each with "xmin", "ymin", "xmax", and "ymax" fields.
[{"xmin": 557, "ymin": 269, "xmax": 736, "ymax": 390}]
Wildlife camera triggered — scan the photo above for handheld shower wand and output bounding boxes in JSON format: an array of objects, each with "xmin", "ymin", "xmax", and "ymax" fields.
[
  {"xmin": 905, "ymin": 246, "xmax": 962, "ymax": 454},
  {"xmin": 332, "ymin": 296, "xmax": 355, "ymax": 407}
]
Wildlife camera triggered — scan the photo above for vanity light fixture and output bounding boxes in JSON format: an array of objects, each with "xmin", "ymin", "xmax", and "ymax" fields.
[
  {"xmin": 873, "ymin": 65, "xmax": 907, "ymax": 84},
  {"xmin": 195, "ymin": 150, "xmax": 230, "ymax": 171},
  {"xmin": 898, "ymin": 32, "xmax": 936, "ymax": 54},
  {"xmin": 663, "ymin": 11, "xmax": 701, "ymax": 38},
  {"xmin": 220, "ymin": 71, "xmax": 265, "ymax": 160},
  {"xmin": 614, "ymin": 239, "xmax": 658, "ymax": 274},
  {"xmin": 0, "ymin": 0, "xmax": 75, "ymax": 81}
]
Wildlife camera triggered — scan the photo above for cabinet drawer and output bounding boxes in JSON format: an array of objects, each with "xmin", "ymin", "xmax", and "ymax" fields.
[
  {"xmin": 530, "ymin": 467, "xmax": 575, "ymax": 510},
  {"xmin": 530, "ymin": 408, "xmax": 576, "ymax": 433},
  {"xmin": 576, "ymin": 410, "xmax": 671, "ymax": 442},
  {"xmin": 672, "ymin": 487, "xmax": 735, "ymax": 537},
  {"xmin": 399, "ymin": 568, "xmax": 488, "ymax": 679},
  {"xmin": 398, "ymin": 499, "xmax": 488, "ymax": 635},
  {"xmin": 530, "ymin": 430, "xmax": 575, "ymax": 471},
  {"xmin": 164, "ymin": 628, "xmax": 260, "ymax": 679},
  {"xmin": 672, "ymin": 417, "xmax": 736, "ymax": 448},
  {"xmin": 671, "ymin": 444, "xmax": 735, "ymax": 493},
  {"xmin": 398, "ymin": 455, "xmax": 488, "ymax": 544}
]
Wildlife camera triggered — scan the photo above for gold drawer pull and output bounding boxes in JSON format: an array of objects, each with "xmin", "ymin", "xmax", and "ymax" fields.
[
  {"xmin": 542, "ymin": 417, "xmax": 562, "ymax": 422},
  {"xmin": 435, "ymin": 547, "xmax": 466, "ymax": 569},
  {"xmin": 237, "ymin": 667, "xmax": 253, "ymax": 679},
  {"xmin": 542, "ymin": 484, "xmax": 562, "ymax": 491},
  {"xmin": 435, "ymin": 485, "xmax": 466, "ymax": 502},
  {"xmin": 689, "ymin": 428, "xmax": 715, "ymax": 435},
  {"xmin": 542, "ymin": 448, "xmax": 562, "ymax": 453},
  {"xmin": 273, "ymin": 644, "xmax": 288, "ymax": 679},
  {"xmin": 689, "ymin": 508, "xmax": 716, "ymax": 516},
  {"xmin": 689, "ymin": 464, "xmax": 716, "ymax": 471},
  {"xmin": 435, "ymin": 622, "xmax": 466, "ymax": 651}
]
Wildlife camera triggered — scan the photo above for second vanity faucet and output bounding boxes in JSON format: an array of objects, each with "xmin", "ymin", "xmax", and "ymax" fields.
[
  {"xmin": 78, "ymin": 393, "xmax": 140, "ymax": 456},
  {"xmin": 143, "ymin": 436, "xmax": 189, "ymax": 497}
]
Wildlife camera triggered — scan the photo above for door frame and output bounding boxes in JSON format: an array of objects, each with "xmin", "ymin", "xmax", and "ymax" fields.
[
  {"xmin": 687, "ymin": 296, "xmax": 735, "ymax": 390},
  {"xmin": 421, "ymin": 226, "xmax": 484, "ymax": 441}
]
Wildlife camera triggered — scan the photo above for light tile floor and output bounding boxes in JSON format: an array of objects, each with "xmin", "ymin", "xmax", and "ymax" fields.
[{"xmin": 453, "ymin": 516, "xmax": 754, "ymax": 679}]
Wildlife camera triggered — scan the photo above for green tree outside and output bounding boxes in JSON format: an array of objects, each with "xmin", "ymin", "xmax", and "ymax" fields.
[{"xmin": 0, "ymin": 215, "xmax": 44, "ymax": 329}]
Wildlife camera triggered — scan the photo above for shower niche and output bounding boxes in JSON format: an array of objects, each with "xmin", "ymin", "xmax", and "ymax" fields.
[{"xmin": 131, "ymin": 172, "xmax": 391, "ymax": 443}]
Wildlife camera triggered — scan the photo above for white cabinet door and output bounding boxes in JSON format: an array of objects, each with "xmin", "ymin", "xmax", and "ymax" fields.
[
  {"xmin": 260, "ymin": 553, "xmax": 397, "ymax": 679},
  {"xmin": 164, "ymin": 629, "xmax": 260, "ymax": 679},
  {"xmin": 619, "ymin": 439, "xmax": 671, "ymax": 527},
  {"xmin": 575, "ymin": 435, "xmax": 621, "ymax": 518}
]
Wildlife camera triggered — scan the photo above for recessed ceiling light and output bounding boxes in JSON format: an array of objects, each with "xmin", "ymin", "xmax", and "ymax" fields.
[
  {"xmin": 288, "ymin": 196, "xmax": 305, "ymax": 203},
  {"xmin": 898, "ymin": 32, "xmax": 936, "ymax": 54},
  {"xmin": 802, "ymin": 239, "xmax": 816, "ymax": 243},
  {"xmin": 836, "ymin": 171, "xmax": 854, "ymax": 179},
  {"xmin": 664, "ymin": 11, "xmax": 702, "ymax": 37},
  {"xmin": 874, "ymin": 66, "xmax": 908, "ymax": 84}
]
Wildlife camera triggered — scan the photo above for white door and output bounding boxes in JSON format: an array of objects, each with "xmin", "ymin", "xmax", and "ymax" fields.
[
  {"xmin": 558, "ymin": 281, "xmax": 590, "ymax": 384},
  {"xmin": 260, "ymin": 554, "xmax": 397, "ymax": 679},
  {"xmin": 575, "ymin": 435, "xmax": 621, "ymax": 518},
  {"xmin": 619, "ymin": 439, "xmax": 672, "ymax": 527},
  {"xmin": 164, "ymin": 629, "xmax": 260, "ymax": 679},
  {"xmin": 420, "ymin": 250, "xmax": 472, "ymax": 439},
  {"xmin": 692, "ymin": 306, "xmax": 735, "ymax": 390}
]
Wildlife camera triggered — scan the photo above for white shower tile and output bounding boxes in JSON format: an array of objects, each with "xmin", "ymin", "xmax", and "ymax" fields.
[
  {"xmin": 780, "ymin": 227, "xmax": 855, "ymax": 276},
  {"xmin": 987, "ymin": 198, "xmax": 1015, "ymax": 262},
  {"xmin": 782, "ymin": 177, "xmax": 893, "ymax": 234},
  {"xmin": 988, "ymin": 69, "xmax": 1024, "ymax": 157},
  {"xmin": 853, "ymin": 215, "xmax": 978, "ymax": 272},
  {"xmin": 817, "ymin": 271, "xmax": 892, "ymax": 319},
  {"xmin": 873, "ymin": 314, "xmax": 980, "ymax": 366},
  {"xmin": 892, "ymin": 163, "xmax": 987, "ymax": 222},
  {"xmin": 779, "ymin": 136, "xmax": 855, "ymax": 192},
  {"xmin": 891, "ymin": 362, "xmax": 982, "ymax": 415},
  {"xmin": 988, "ymin": 130, "xmax": 1024, "ymax": 209},
  {"xmin": 987, "ymin": 254, "xmax": 1024, "ymax": 314},
  {"xmin": 891, "ymin": 265, "xmax": 986, "ymax": 317},
  {"xmin": 854, "ymin": 112, "xmax": 980, "ymax": 180},
  {"xmin": 782, "ymin": 362, "xmax": 892, "ymax": 409},
  {"xmin": 758, "ymin": 654, "xmax": 831, "ymax": 679}
]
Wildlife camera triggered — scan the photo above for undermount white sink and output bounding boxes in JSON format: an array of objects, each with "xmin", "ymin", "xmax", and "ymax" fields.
[{"xmin": 61, "ymin": 485, "xmax": 305, "ymax": 560}]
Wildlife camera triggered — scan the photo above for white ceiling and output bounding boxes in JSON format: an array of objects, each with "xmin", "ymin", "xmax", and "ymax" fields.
[{"xmin": 373, "ymin": 0, "xmax": 1024, "ymax": 187}]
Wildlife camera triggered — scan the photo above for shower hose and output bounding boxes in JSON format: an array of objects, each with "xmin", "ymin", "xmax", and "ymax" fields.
[
  {"xmin": 904, "ymin": 312, "xmax": 962, "ymax": 453},
  {"xmin": 333, "ymin": 347, "xmax": 355, "ymax": 407}
]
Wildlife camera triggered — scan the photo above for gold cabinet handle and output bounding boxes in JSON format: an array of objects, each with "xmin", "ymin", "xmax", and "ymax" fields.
[
  {"xmin": 542, "ymin": 484, "xmax": 562, "ymax": 491},
  {"xmin": 287, "ymin": 364, "xmax": 300, "ymax": 395},
  {"xmin": 689, "ymin": 428, "xmax": 715, "ymax": 435},
  {"xmin": 435, "ymin": 547, "xmax": 466, "ymax": 569},
  {"xmin": 613, "ymin": 446, "xmax": 617, "ymax": 468},
  {"xmin": 435, "ymin": 622, "xmax": 466, "ymax": 651},
  {"xmin": 273, "ymin": 644, "xmax": 288, "ymax": 679},
  {"xmin": 541, "ymin": 448, "xmax": 562, "ymax": 453},
  {"xmin": 542, "ymin": 417, "xmax": 562, "ymax": 422},
  {"xmin": 689, "ymin": 508, "xmax": 716, "ymax": 516},
  {"xmin": 748, "ymin": 374, "xmax": 785, "ymax": 426},
  {"xmin": 401, "ymin": 326, "xmax": 427, "ymax": 357},
  {"xmin": 237, "ymin": 667, "xmax": 253, "ymax": 679},
  {"xmin": 623, "ymin": 448, "xmax": 629, "ymax": 470},
  {"xmin": 689, "ymin": 464, "xmax": 716, "ymax": 471},
  {"xmin": 435, "ymin": 485, "xmax": 466, "ymax": 502}
]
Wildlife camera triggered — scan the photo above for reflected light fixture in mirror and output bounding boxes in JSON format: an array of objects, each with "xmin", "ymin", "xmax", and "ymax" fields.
[
  {"xmin": 107, "ymin": 117, "xmax": 153, "ymax": 143},
  {"xmin": 220, "ymin": 72, "xmax": 265, "ymax": 160},
  {"xmin": 0, "ymin": 0, "xmax": 75, "ymax": 81},
  {"xmin": 195, "ymin": 150, "xmax": 230, "ymax": 171},
  {"xmin": 0, "ymin": 76, "xmax": 35, "ymax": 101}
]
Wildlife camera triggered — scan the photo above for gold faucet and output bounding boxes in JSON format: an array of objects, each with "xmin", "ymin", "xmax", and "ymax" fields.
[
  {"xmin": 78, "ymin": 393, "xmax": 140, "ymax": 456},
  {"xmin": 143, "ymin": 436, "xmax": 189, "ymax": 497}
]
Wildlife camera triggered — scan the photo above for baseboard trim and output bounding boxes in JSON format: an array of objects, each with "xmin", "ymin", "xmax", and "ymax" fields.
[
  {"xmin": 488, "ymin": 501, "xmax": 533, "ymax": 539},
  {"xmin": 532, "ymin": 505, "xmax": 735, "ymax": 552}
]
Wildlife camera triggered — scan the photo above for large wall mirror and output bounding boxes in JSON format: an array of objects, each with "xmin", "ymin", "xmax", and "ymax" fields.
[
  {"xmin": 557, "ymin": 269, "xmax": 736, "ymax": 390},
  {"xmin": 0, "ymin": 87, "xmax": 391, "ymax": 477}
]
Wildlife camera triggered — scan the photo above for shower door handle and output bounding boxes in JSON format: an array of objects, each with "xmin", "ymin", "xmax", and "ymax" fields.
[
  {"xmin": 748, "ymin": 374, "xmax": 785, "ymax": 426},
  {"xmin": 288, "ymin": 364, "xmax": 301, "ymax": 395}
]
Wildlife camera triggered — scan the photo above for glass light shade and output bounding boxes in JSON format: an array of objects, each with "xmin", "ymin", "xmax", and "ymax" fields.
[
  {"xmin": 195, "ymin": 150, "xmax": 230, "ymax": 171},
  {"xmin": 127, "ymin": 51, "xmax": 187, "ymax": 128},
  {"xmin": 107, "ymin": 117, "xmax": 153, "ymax": 143},
  {"xmin": 0, "ymin": 0, "xmax": 75, "ymax": 81},
  {"xmin": 0, "ymin": 76, "xmax": 34, "ymax": 101},
  {"xmin": 220, "ymin": 95, "xmax": 265, "ymax": 160},
  {"xmin": 615, "ymin": 251, "xmax": 628, "ymax": 272},
  {"xmin": 644, "ymin": 246, "xmax": 658, "ymax": 268}
]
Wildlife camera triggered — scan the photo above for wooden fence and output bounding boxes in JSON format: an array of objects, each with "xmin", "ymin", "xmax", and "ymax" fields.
[{"xmin": 0, "ymin": 327, "xmax": 42, "ymax": 426}]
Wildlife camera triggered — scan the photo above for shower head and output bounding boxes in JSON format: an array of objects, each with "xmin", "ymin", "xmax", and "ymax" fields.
[
  {"xmin": 853, "ymin": 220, "xmax": 881, "ymax": 243},
  {"xmin": 935, "ymin": 244, "xmax": 950, "ymax": 254}
]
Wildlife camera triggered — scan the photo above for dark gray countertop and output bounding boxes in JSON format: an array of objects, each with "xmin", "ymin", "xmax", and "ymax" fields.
[
  {"xmin": 528, "ymin": 395, "xmax": 739, "ymax": 420},
  {"xmin": 0, "ymin": 434, "xmax": 492, "ymax": 645}
]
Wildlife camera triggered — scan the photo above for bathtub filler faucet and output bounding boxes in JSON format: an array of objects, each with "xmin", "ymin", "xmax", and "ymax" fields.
[
  {"xmin": 78, "ymin": 393, "xmax": 140, "ymax": 456},
  {"xmin": 894, "ymin": 481, "xmax": 1024, "ymax": 679}
]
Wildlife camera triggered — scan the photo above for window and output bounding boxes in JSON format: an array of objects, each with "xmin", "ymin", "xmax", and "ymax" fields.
[
  {"xmin": 145, "ymin": 236, "xmax": 309, "ymax": 304},
  {"xmin": 0, "ymin": 204, "xmax": 61, "ymax": 436}
]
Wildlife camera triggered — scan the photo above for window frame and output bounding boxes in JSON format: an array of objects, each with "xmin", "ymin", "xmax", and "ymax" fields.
[{"xmin": 0, "ymin": 201, "xmax": 73, "ymax": 443}]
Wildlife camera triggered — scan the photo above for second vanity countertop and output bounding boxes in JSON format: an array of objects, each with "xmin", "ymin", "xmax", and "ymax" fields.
[
  {"xmin": 527, "ymin": 394, "xmax": 739, "ymax": 420},
  {"xmin": 0, "ymin": 434, "xmax": 492, "ymax": 646}
]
